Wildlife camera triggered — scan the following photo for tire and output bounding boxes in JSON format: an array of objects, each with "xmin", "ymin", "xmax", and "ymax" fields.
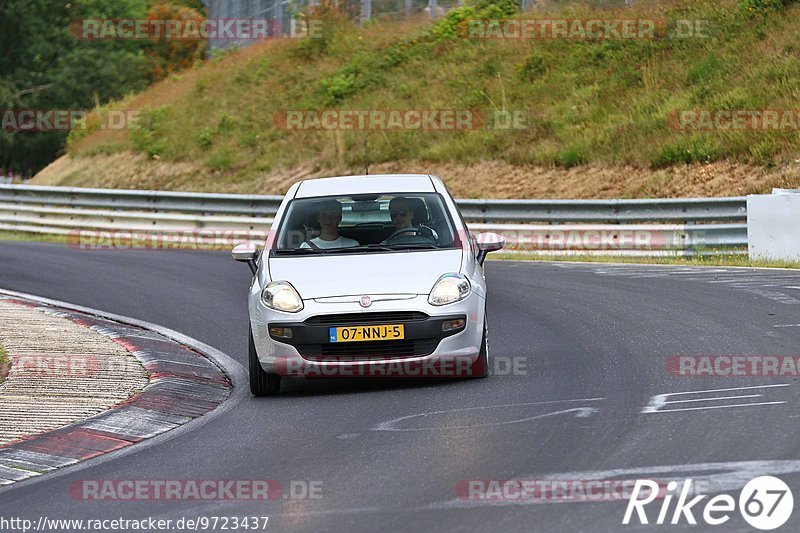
[
  {"xmin": 469, "ymin": 316, "xmax": 490, "ymax": 379},
  {"xmin": 249, "ymin": 327, "xmax": 281, "ymax": 396}
]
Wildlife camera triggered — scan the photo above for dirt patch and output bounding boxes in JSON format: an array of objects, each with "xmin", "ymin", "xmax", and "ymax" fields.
[{"xmin": 32, "ymin": 152, "xmax": 800, "ymax": 198}]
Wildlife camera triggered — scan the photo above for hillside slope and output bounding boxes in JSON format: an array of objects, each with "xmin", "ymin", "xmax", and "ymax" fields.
[{"xmin": 34, "ymin": 0, "xmax": 800, "ymax": 197}]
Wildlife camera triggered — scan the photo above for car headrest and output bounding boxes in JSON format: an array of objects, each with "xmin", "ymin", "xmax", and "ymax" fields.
[{"xmin": 406, "ymin": 198, "xmax": 429, "ymax": 225}]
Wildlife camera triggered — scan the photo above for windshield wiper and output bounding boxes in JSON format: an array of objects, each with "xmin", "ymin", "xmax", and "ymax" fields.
[
  {"xmin": 273, "ymin": 243, "xmax": 440, "ymax": 255},
  {"xmin": 382, "ymin": 243, "xmax": 439, "ymax": 250},
  {"xmin": 273, "ymin": 246, "xmax": 378, "ymax": 255},
  {"xmin": 325, "ymin": 245, "xmax": 390, "ymax": 253},
  {"xmin": 358, "ymin": 243, "xmax": 438, "ymax": 251},
  {"xmin": 273, "ymin": 248, "xmax": 329, "ymax": 255}
]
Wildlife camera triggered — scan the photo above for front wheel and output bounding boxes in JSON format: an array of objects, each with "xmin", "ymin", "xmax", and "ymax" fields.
[
  {"xmin": 469, "ymin": 318, "xmax": 489, "ymax": 379},
  {"xmin": 249, "ymin": 327, "xmax": 281, "ymax": 396}
]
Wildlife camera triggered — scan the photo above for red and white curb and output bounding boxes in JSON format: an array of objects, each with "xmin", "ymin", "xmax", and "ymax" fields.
[{"xmin": 0, "ymin": 293, "xmax": 233, "ymax": 487}]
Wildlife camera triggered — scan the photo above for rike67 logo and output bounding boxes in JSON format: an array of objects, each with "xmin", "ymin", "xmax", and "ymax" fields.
[{"xmin": 623, "ymin": 476, "xmax": 793, "ymax": 530}]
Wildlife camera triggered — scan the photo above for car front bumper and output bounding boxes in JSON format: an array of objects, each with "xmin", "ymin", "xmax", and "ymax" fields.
[{"xmin": 249, "ymin": 290, "xmax": 485, "ymax": 378}]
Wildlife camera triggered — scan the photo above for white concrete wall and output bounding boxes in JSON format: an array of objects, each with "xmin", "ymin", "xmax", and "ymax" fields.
[{"xmin": 748, "ymin": 193, "xmax": 800, "ymax": 261}]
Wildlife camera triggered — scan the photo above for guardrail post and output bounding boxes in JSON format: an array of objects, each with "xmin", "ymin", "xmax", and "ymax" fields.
[
  {"xmin": 361, "ymin": 0, "xmax": 371, "ymax": 23},
  {"xmin": 427, "ymin": 0, "xmax": 438, "ymax": 19}
]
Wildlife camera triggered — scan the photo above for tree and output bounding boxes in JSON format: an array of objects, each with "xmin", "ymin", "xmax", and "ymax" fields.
[
  {"xmin": 145, "ymin": 1, "xmax": 206, "ymax": 82},
  {"xmin": 0, "ymin": 0, "xmax": 207, "ymax": 176}
]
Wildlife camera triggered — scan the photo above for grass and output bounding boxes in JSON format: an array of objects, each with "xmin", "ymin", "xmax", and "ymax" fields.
[
  {"xmin": 0, "ymin": 231, "xmax": 68, "ymax": 244},
  {"xmin": 0, "ymin": 340, "xmax": 8, "ymax": 386},
  {"xmin": 491, "ymin": 252, "xmax": 800, "ymax": 269},
  {"xmin": 53, "ymin": 0, "xmax": 800, "ymax": 195}
]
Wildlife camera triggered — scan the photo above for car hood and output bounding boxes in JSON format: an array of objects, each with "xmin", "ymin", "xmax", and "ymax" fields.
[{"xmin": 268, "ymin": 249, "xmax": 463, "ymax": 300}]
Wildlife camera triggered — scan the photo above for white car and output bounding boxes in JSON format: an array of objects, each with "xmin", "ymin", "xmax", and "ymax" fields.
[{"xmin": 232, "ymin": 174, "xmax": 504, "ymax": 395}]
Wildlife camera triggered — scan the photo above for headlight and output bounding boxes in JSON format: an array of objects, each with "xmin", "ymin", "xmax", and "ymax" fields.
[
  {"xmin": 261, "ymin": 281, "xmax": 303, "ymax": 313},
  {"xmin": 428, "ymin": 273, "xmax": 471, "ymax": 306}
]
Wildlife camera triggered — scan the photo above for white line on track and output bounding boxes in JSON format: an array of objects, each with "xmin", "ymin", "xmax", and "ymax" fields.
[
  {"xmin": 647, "ymin": 401, "xmax": 785, "ymax": 413},
  {"xmin": 659, "ymin": 384, "xmax": 789, "ymax": 396},
  {"xmin": 663, "ymin": 394, "xmax": 762, "ymax": 404},
  {"xmin": 641, "ymin": 384, "xmax": 791, "ymax": 414},
  {"xmin": 372, "ymin": 398, "xmax": 604, "ymax": 431}
]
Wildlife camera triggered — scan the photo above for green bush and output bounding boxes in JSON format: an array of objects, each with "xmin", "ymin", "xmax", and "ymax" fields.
[
  {"xmin": 469, "ymin": 0, "xmax": 520, "ymax": 17},
  {"xmin": 559, "ymin": 147, "xmax": 586, "ymax": 168},
  {"xmin": 130, "ymin": 106, "xmax": 168, "ymax": 157},
  {"xmin": 517, "ymin": 53, "xmax": 550, "ymax": 82},
  {"xmin": 651, "ymin": 137, "xmax": 720, "ymax": 168},
  {"xmin": 197, "ymin": 127, "xmax": 213, "ymax": 148},
  {"xmin": 431, "ymin": 6, "xmax": 476, "ymax": 41},
  {"xmin": 208, "ymin": 148, "xmax": 232, "ymax": 170},
  {"xmin": 320, "ymin": 73, "xmax": 358, "ymax": 103}
]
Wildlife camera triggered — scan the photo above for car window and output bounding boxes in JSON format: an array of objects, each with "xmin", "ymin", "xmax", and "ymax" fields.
[{"xmin": 273, "ymin": 193, "xmax": 461, "ymax": 254}]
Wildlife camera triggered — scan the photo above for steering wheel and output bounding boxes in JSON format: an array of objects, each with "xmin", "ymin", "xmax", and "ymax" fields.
[
  {"xmin": 418, "ymin": 224, "xmax": 438, "ymax": 241},
  {"xmin": 384, "ymin": 227, "xmax": 435, "ymax": 245}
]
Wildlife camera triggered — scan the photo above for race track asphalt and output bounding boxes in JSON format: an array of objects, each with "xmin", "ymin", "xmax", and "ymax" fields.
[{"xmin": 1, "ymin": 240, "xmax": 800, "ymax": 532}]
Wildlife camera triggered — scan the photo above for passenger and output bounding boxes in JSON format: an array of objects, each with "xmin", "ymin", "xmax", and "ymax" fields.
[{"xmin": 301, "ymin": 199, "xmax": 360, "ymax": 249}]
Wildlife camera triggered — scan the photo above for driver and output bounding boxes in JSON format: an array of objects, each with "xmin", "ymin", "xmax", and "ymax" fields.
[
  {"xmin": 301, "ymin": 199, "xmax": 360, "ymax": 249},
  {"xmin": 389, "ymin": 197, "xmax": 414, "ymax": 231},
  {"xmin": 384, "ymin": 196, "xmax": 438, "ymax": 244}
]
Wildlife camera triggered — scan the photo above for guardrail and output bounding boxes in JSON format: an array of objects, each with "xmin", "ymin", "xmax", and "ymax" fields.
[
  {"xmin": 0, "ymin": 184, "xmax": 284, "ymax": 217},
  {"xmin": 457, "ymin": 197, "xmax": 746, "ymax": 224},
  {"xmin": 0, "ymin": 184, "xmax": 747, "ymax": 255}
]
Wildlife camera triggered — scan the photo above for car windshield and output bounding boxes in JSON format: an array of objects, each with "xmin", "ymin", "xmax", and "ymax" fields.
[{"xmin": 272, "ymin": 193, "xmax": 461, "ymax": 255}]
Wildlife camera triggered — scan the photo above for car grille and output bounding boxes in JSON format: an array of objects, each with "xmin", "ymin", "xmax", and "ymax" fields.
[
  {"xmin": 304, "ymin": 311, "xmax": 428, "ymax": 326},
  {"xmin": 298, "ymin": 339, "xmax": 439, "ymax": 361}
]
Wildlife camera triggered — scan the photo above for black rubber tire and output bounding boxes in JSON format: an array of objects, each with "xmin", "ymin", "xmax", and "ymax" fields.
[
  {"xmin": 469, "ymin": 316, "xmax": 490, "ymax": 379},
  {"xmin": 249, "ymin": 327, "xmax": 281, "ymax": 396}
]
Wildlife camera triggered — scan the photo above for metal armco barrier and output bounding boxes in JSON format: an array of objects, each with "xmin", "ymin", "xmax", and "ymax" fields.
[
  {"xmin": 0, "ymin": 184, "xmax": 283, "ymax": 217},
  {"xmin": 0, "ymin": 184, "xmax": 747, "ymax": 254},
  {"xmin": 457, "ymin": 197, "xmax": 747, "ymax": 223}
]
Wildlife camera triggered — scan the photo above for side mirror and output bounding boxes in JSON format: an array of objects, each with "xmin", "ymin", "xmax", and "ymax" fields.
[
  {"xmin": 232, "ymin": 242, "xmax": 260, "ymax": 274},
  {"xmin": 476, "ymin": 232, "xmax": 505, "ymax": 264}
]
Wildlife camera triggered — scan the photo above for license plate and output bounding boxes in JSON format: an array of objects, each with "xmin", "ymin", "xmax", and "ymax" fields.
[{"xmin": 329, "ymin": 324, "xmax": 405, "ymax": 343}]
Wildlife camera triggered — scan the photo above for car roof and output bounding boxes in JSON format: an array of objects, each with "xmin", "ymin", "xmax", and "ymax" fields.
[{"xmin": 294, "ymin": 174, "xmax": 436, "ymax": 198}]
